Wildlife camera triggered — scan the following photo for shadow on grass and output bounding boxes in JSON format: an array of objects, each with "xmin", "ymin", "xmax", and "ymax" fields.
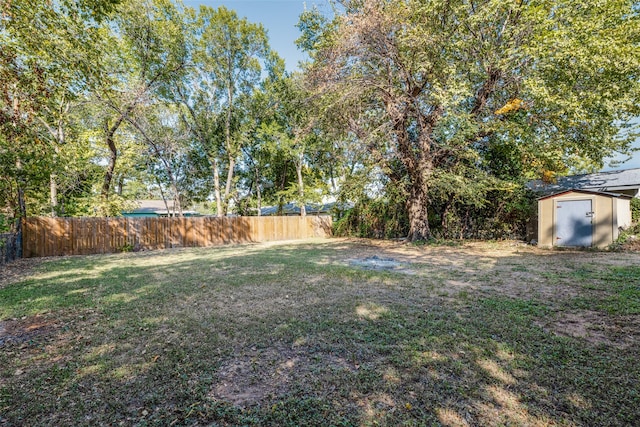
[{"xmin": 0, "ymin": 241, "xmax": 638, "ymax": 426}]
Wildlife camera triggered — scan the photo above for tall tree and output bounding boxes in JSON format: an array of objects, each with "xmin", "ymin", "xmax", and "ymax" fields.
[
  {"xmin": 0, "ymin": 0, "xmax": 120, "ymax": 224},
  {"xmin": 189, "ymin": 6, "xmax": 271, "ymax": 215},
  {"xmin": 259, "ymin": 72, "xmax": 332, "ymax": 216},
  {"xmin": 92, "ymin": 0, "xmax": 187, "ymax": 214},
  {"xmin": 302, "ymin": 0, "xmax": 640, "ymax": 240}
]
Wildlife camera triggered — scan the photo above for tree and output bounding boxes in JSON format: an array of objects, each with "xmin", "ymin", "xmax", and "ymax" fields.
[
  {"xmin": 302, "ymin": 0, "xmax": 640, "ymax": 240},
  {"xmin": 0, "ymin": 0, "xmax": 120, "ymax": 224},
  {"xmin": 91, "ymin": 0, "xmax": 188, "ymax": 214},
  {"xmin": 265, "ymin": 73, "xmax": 333, "ymax": 216},
  {"xmin": 235, "ymin": 66, "xmax": 336, "ymax": 217},
  {"xmin": 125, "ymin": 102, "xmax": 211, "ymax": 216},
  {"xmin": 188, "ymin": 6, "xmax": 271, "ymax": 215}
]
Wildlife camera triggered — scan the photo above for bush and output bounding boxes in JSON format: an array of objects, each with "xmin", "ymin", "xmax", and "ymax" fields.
[
  {"xmin": 427, "ymin": 186, "xmax": 537, "ymax": 240},
  {"xmin": 610, "ymin": 196, "xmax": 640, "ymax": 251},
  {"xmin": 333, "ymin": 186, "xmax": 537, "ymax": 241},
  {"xmin": 0, "ymin": 215, "xmax": 10, "ymax": 233},
  {"xmin": 631, "ymin": 198, "xmax": 640, "ymax": 223},
  {"xmin": 333, "ymin": 198, "xmax": 408, "ymax": 239},
  {"xmin": 609, "ymin": 222, "xmax": 640, "ymax": 251}
]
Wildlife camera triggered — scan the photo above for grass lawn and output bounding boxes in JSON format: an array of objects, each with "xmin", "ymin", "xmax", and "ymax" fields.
[{"xmin": 1, "ymin": 238, "xmax": 639, "ymax": 426}]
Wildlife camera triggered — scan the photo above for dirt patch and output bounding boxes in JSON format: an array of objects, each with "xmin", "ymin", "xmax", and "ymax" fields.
[
  {"xmin": 348, "ymin": 255, "xmax": 416, "ymax": 274},
  {"xmin": 0, "ymin": 258, "xmax": 42, "ymax": 289},
  {"xmin": 538, "ymin": 310, "xmax": 639, "ymax": 349},
  {"xmin": 332, "ymin": 239, "xmax": 581, "ymax": 302},
  {"xmin": 209, "ymin": 345, "xmax": 357, "ymax": 407},
  {"xmin": 0, "ymin": 314, "xmax": 59, "ymax": 347}
]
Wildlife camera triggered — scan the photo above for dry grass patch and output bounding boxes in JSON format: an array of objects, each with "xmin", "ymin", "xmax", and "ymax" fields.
[
  {"xmin": 0, "ymin": 238, "xmax": 638, "ymax": 426},
  {"xmin": 538, "ymin": 310, "xmax": 640, "ymax": 350},
  {"xmin": 0, "ymin": 258, "xmax": 42, "ymax": 289}
]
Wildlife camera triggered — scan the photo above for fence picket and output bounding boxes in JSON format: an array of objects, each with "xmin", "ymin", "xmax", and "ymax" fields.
[{"xmin": 21, "ymin": 216, "xmax": 331, "ymax": 258}]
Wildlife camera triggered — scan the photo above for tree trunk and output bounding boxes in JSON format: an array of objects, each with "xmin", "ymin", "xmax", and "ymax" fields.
[
  {"xmin": 296, "ymin": 152, "xmax": 306, "ymax": 217},
  {"xmin": 222, "ymin": 80, "xmax": 235, "ymax": 216},
  {"xmin": 50, "ymin": 173, "xmax": 58, "ymax": 217},
  {"xmin": 116, "ymin": 176, "xmax": 124, "ymax": 196},
  {"xmin": 49, "ymin": 142, "xmax": 61, "ymax": 216},
  {"xmin": 156, "ymin": 176, "xmax": 171, "ymax": 217},
  {"xmin": 212, "ymin": 158, "xmax": 223, "ymax": 217},
  {"xmin": 406, "ymin": 179, "xmax": 431, "ymax": 241},
  {"xmin": 223, "ymin": 156, "xmax": 235, "ymax": 215},
  {"xmin": 102, "ymin": 137, "xmax": 117, "ymax": 202},
  {"xmin": 157, "ymin": 157, "xmax": 182, "ymax": 218},
  {"xmin": 256, "ymin": 166, "xmax": 262, "ymax": 217},
  {"xmin": 15, "ymin": 187, "xmax": 25, "ymax": 238},
  {"xmin": 391, "ymin": 118, "xmax": 433, "ymax": 242},
  {"xmin": 172, "ymin": 193, "xmax": 183, "ymax": 218},
  {"xmin": 15, "ymin": 157, "xmax": 27, "ymax": 222},
  {"xmin": 101, "ymin": 116, "xmax": 124, "ymax": 202}
]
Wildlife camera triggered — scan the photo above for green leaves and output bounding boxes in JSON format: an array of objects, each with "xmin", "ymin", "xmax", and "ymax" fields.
[{"xmin": 303, "ymin": 0, "xmax": 640, "ymax": 239}]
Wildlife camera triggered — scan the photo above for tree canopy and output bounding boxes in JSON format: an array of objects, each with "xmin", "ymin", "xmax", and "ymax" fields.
[
  {"xmin": 300, "ymin": 0, "xmax": 640, "ymax": 240},
  {"xmin": 1, "ymin": 0, "xmax": 638, "ymax": 241}
]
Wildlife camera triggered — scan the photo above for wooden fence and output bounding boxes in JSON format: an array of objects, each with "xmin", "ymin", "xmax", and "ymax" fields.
[{"xmin": 22, "ymin": 216, "xmax": 332, "ymax": 258}]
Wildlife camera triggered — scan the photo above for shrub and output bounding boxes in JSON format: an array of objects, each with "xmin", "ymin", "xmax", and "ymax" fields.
[
  {"xmin": 0, "ymin": 215, "xmax": 9, "ymax": 233},
  {"xmin": 333, "ymin": 186, "xmax": 537, "ymax": 241},
  {"xmin": 333, "ymin": 197, "xmax": 408, "ymax": 239},
  {"xmin": 631, "ymin": 198, "xmax": 640, "ymax": 223}
]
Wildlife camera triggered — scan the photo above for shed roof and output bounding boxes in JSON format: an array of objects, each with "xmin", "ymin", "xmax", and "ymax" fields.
[{"xmin": 537, "ymin": 188, "xmax": 633, "ymax": 201}]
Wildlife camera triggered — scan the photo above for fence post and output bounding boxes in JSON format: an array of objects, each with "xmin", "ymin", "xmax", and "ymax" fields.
[{"xmin": 16, "ymin": 215, "xmax": 333, "ymax": 258}]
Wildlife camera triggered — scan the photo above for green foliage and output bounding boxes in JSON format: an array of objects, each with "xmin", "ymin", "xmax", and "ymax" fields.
[
  {"xmin": 631, "ymin": 198, "xmax": 640, "ymax": 223},
  {"xmin": 2, "ymin": 0, "xmax": 637, "ymax": 245},
  {"xmin": 334, "ymin": 197, "xmax": 409, "ymax": 239},
  {"xmin": 303, "ymin": 0, "xmax": 640, "ymax": 241},
  {"xmin": 610, "ymin": 221, "xmax": 640, "ymax": 251},
  {"xmin": 0, "ymin": 215, "xmax": 10, "ymax": 233},
  {"xmin": 335, "ymin": 177, "xmax": 537, "ymax": 240},
  {"xmin": 610, "ymin": 200, "xmax": 640, "ymax": 251},
  {"xmin": 119, "ymin": 242, "xmax": 134, "ymax": 252}
]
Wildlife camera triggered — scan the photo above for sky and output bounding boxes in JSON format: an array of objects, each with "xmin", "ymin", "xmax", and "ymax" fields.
[
  {"xmin": 602, "ymin": 118, "xmax": 640, "ymax": 171},
  {"xmin": 182, "ymin": 0, "xmax": 333, "ymax": 72},
  {"xmin": 182, "ymin": 0, "xmax": 640, "ymax": 173}
]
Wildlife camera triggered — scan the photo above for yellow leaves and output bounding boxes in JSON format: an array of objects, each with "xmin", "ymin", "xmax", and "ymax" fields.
[
  {"xmin": 495, "ymin": 98, "xmax": 525, "ymax": 115},
  {"xmin": 541, "ymin": 170, "xmax": 556, "ymax": 184}
]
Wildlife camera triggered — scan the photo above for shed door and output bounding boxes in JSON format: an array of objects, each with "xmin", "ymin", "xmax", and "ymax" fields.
[{"xmin": 555, "ymin": 199, "xmax": 593, "ymax": 247}]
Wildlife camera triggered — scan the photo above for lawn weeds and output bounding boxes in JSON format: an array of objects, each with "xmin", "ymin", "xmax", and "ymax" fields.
[{"xmin": 1, "ymin": 239, "xmax": 638, "ymax": 425}]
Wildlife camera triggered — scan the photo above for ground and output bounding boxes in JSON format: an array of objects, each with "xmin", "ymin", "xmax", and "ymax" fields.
[{"xmin": 0, "ymin": 238, "xmax": 638, "ymax": 426}]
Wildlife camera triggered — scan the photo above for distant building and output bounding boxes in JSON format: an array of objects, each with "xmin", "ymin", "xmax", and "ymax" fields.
[
  {"xmin": 529, "ymin": 168, "xmax": 640, "ymax": 198},
  {"xmin": 122, "ymin": 200, "xmax": 201, "ymax": 218},
  {"xmin": 259, "ymin": 202, "xmax": 333, "ymax": 216}
]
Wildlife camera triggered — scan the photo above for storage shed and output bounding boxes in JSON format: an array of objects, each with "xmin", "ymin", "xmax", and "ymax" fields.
[{"xmin": 538, "ymin": 189, "xmax": 632, "ymax": 248}]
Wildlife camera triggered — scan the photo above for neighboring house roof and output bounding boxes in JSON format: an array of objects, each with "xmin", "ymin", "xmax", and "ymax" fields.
[
  {"xmin": 529, "ymin": 168, "xmax": 640, "ymax": 196},
  {"xmin": 537, "ymin": 189, "xmax": 633, "ymax": 201},
  {"xmin": 260, "ymin": 202, "xmax": 338, "ymax": 216},
  {"xmin": 123, "ymin": 200, "xmax": 200, "ymax": 216}
]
